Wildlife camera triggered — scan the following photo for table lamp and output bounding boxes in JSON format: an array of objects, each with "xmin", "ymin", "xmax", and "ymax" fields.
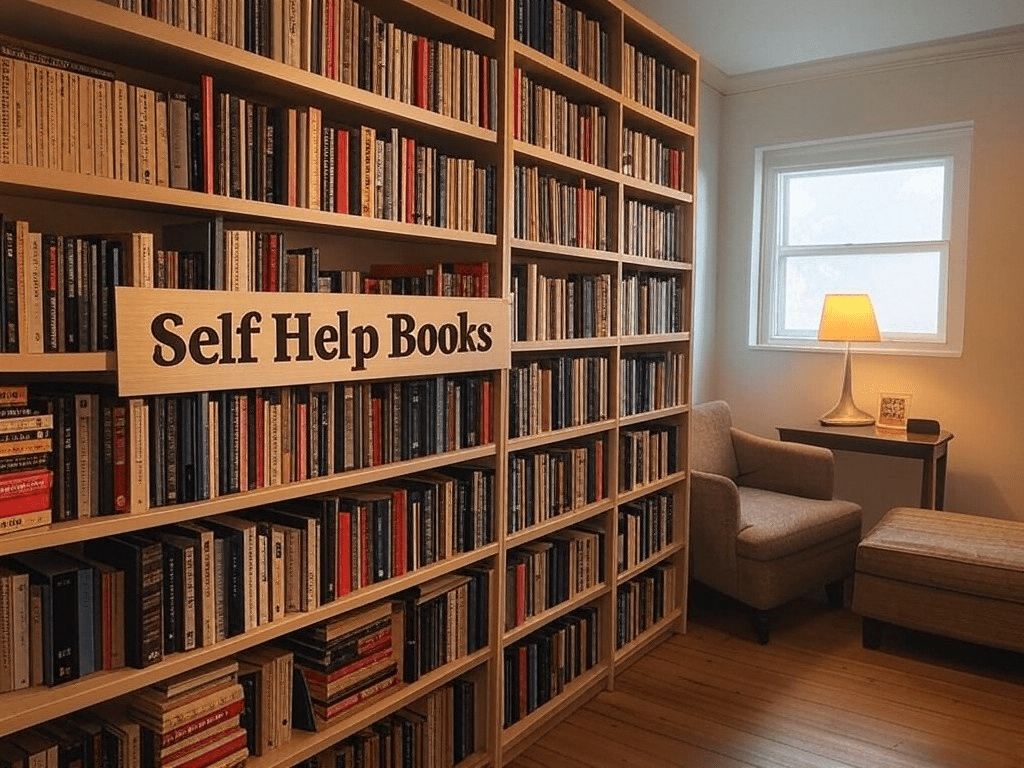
[{"xmin": 817, "ymin": 293, "xmax": 880, "ymax": 426}]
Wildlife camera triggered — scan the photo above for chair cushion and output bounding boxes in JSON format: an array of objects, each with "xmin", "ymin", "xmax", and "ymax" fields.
[
  {"xmin": 736, "ymin": 487, "xmax": 861, "ymax": 561},
  {"xmin": 857, "ymin": 507, "xmax": 1024, "ymax": 602},
  {"xmin": 691, "ymin": 400, "xmax": 738, "ymax": 479}
]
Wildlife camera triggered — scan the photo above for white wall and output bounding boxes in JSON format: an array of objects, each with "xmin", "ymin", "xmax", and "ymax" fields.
[
  {"xmin": 692, "ymin": 80, "xmax": 722, "ymax": 404},
  {"xmin": 713, "ymin": 49, "xmax": 1024, "ymax": 530}
]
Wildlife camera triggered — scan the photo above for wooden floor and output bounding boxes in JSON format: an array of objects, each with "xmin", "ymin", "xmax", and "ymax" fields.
[{"xmin": 506, "ymin": 587, "xmax": 1024, "ymax": 768}]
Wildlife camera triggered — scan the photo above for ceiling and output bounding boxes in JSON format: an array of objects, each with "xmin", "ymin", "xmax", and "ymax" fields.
[{"xmin": 626, "ymin": 0, "xmax": 1024, "ymax": 77}]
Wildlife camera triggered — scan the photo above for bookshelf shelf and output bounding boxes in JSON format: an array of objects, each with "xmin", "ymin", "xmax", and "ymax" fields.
[
  {"xmin": 619, "ymin": 404, "xmax": 691, "ymax": 430},
  {"xmin": 500, "ymin": 663, "xmax": 609, "ymax": 753},
  {"xmin": 0, "ymin": 444, "xmax": 498, "ymax": 557},
  {"xmin": 512, "ymin": 141, "xmax": 619, "ymax": 185},
  {"xmin": 0, "ymin": 166, "xmax": 499, "ymax": 246},
  {"xmin": 510, "ymin": 238, "xmax": 618, "ymax": 264},
  {"xmin": 0, "ymin": 544, "xmax": 497, "ymax": 739},
  {"xmin": 0, "ymin": 0, "xmax": 696, "ymax": 763},
  {"xmin": 511, "ymin": 42, "xmax": 620, "ymax": 104},
  {"xmin": 244, "ymin": 647, "xmax": 492, "ymax": 768},
  {"xmin": 613, "ymin": 607, "xmax": 684, "ymax": 667},
  {"xmin": 505, "ymin": 499, "xmax": 614, "ymax": 549},
  {"xmin": 0, "ymin": 351, "xmax": 117, "ymax": 373},
  {"xmin": 506, "ymin": 419, "xmax": 616, "ymax": 452},
  {"xmin": 617, "ymin": 541, "xmax": 685, "ymax": 583},
  {"xmin": 616, "ymin": 471, "xmax": 688, "ymax": 506},
  {"xmin": 502, "ymin": 583, "xmax": 609, "ymax": 647}
]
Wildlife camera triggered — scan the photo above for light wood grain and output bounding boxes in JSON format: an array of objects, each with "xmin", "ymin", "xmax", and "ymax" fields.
[{"xmin": 508, "ymin": 593, "xmax": 1024, "ymax": 768}]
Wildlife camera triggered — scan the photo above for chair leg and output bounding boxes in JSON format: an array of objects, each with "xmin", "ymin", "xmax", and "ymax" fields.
[
  {"xmin": 825, "ymin": 579, "xmax": 845, "ymax": 608},
  {"xmin": 862, "ymin": 618, "xmax": 884, "ymax": 649},
  {"xmin": 753, "ymin": 610, "xmax": 770, "ymax": 644}
]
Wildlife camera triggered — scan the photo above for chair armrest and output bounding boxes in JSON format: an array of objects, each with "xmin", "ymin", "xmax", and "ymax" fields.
[
  {"xmin": 689, "ymin": 470, "xmax": 742, "ymax": 595},
  {"xmin": 731, "ymin": 428, "xmax": 835, "ymax": 500}
]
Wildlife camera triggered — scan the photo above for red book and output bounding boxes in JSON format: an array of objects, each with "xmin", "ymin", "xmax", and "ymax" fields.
[
  {"xmin": 517, "ymin": 645, "xmax": 528, "ymax": 716},
  {"xmin": 358, "ymin": 507, "xmax": 371, "ymax": 588},
  {"xmin": 112, "ymin": 403, "xmax": 130, "ymax": 513},
  {"xmin": 300, "ymin": 646, "xmax": 392, "ymax": 686},
  {"xmin": 336, "ymin": 129, "xmax": 350, "ymax": 214},
  {"xmin": 0, "ymin": 487, "xmax": 51, "ymax": 517},
  {"xmin": 415, "ymin": 37, "xmax": 428, "ymax": 109},
  {"xmin": 0, "ymin": 468, "xmax": 53, "ymax": 499},
  {"xmin": 370, "ymin": 398, "xmax": 382, "ymax": 467},
  {"xmin": 513, "ymin": 67, "xmax": 521, "ymax": 140},
  {"xmin": 200, "ymin": 74, "xmax": 214, "ymax": 195},
  {"xmin": 267, "ymin": 233, "xmax": 280, "ymax": 292},
  {"xmin": 175, "ymin": 731, "xmax": 246, "ymax": 768},
  {"xmin": 514, "ymin": 561, "xmax": 526, "ymax": 626},
  {"xmin": 237, "ymin": 395, "xmax": 249, "ymax": 492},
  {"xmin": 336, "ymin": 508, "xmax": 352, "ymax": 596}
]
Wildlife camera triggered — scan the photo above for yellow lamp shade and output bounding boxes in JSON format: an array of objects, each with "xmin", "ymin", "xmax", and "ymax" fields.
[{"xmin": 817, "ymin": 294, "xmax": 881, "ymax": 343}]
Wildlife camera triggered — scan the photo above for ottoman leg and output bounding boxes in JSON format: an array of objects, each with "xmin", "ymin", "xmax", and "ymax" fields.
[
  {"xmin": 862, "ymin": 617, "xmax": 884, "ymax": 649},
  {"xmin": 754, "ymin": 610, "xmax": 770, "ymax": 645}
]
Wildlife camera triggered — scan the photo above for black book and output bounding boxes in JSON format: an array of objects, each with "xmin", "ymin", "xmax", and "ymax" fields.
[
  {"xmin": 197, "ymin": 517, "xmax": 248, "ymax": 637},
  {"xmin": 84, "ymin": 534, "xmax": 164, "ymax": 668},
  {"xmin": 8, "ymin": 550, "xmax": 81, "ymax": 685},
  {"xmin": 1, "ymin": 219, "xmax": 17, "ymax": 352},
  {"xmin": 41, "ymin": 233, "xmax": 60, "ymax": 352},
  {"xmin": 162, "ymin": 217, "xmax": 224, "ymax": 292},
  {"xmin": 279, "ymin": 495, "xmax": 338, "ymax": 604}
]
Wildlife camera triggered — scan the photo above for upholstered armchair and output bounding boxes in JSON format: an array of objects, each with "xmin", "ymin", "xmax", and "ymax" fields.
[{"xmin": 690, "ymin": 401, "xmax": 862, "ymax": 643}]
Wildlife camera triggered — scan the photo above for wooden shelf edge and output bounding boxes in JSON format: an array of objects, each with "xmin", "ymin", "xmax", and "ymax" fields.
[
  {"xmin": 0, "ymin": 165, "xmax": 497, "ymax": 246},
  {"xmin": 509, "ymin": 239, "xmax": 617, "ymax": 264},
  {"xmin": 507, "ymin": 420, "xmax": 615, "ymax": 452},
  {"xmin": 612, "ymin": 608, "xmax": 683, "ymax": 668},
  {"xmin": 622, "ymin": 175, "xmax": 693, "ymax": 204},
  {"xmin": 512, "ymin": 336, "xmax": 617, "ymax": 353},
  {"xmin": 619, "ymin": 332, "xmax": 691, "ymax": 347},
  {"xmin": 616, "ymin": 541, "xmax": 685, "ymax": 583},
  {"xmin": 621, "ymin": 99, "xmax": 695, "ymax": 138},
  {"xmin": 501, "ymin": 583, "xmax": 609, "ymax": 648},
  {"xmin": 615, "ymin": 471, "xmax": 688, "ymax": 506},
  {"xmin": 512, "ymin": 142, "xmax": 619, "ymax": 185},
  {"xmin": 500, "ymin": 664, "xmax": 609, "ymax": 754},
  {"xmin": 0, "ymin": 544, "xmax": 498, "ymax": 739},
  {"xmin": 0, "ymin": 445, "xmax": 497, "ymax": 556},
  {"xmin": 618, "ymin": 404, "xmax": 690, "ymax": 429},
  {"xmin": 0, "ymin": 351, "xmax": 117, "ymax": 373},
  {"xmin": 408, "ymin": 0, "xmax": 497, "ymax": 40},
  {"xmin": 245, "ymin": 648, "xmax": 492, "ymax": 768},
  {"xmin": 511, "ymin": 43, "xmax": 619, "ymax": 103},
  {"xmin": 505, "ymin": 500, "xmax": 614, "ymax": 548},
  {"xmin": 619, "ymin": 253, "xmax": 690, "ymax": 270}
]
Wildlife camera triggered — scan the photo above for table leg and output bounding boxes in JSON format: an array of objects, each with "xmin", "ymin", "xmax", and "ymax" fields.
[
  {"xmin": 921, "ymin": 452, "xmax": 938, "ymax": 510},
  {"xmin": 935, "ymin": 450, "xmax": 948, "ymax": 510}
]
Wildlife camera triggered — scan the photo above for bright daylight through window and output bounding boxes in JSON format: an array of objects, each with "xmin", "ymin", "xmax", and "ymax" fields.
[{"xmin": 751, "ymin": 124, "xmax": 972, "ymax": 355}]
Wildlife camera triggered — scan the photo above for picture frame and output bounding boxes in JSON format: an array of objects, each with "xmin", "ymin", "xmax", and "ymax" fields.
[{"xmin": 877, "ymin": 392, "xmax": 912, "ymax": 431}]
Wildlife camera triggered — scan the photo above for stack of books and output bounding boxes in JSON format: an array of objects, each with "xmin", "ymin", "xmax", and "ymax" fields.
[
  {"xmin": 0, "ymin": 385, "xmax": 53, "ymax": 535},
  {"xmin": 281, "ymin": 602, "xmax": 400, "ymax": 722},
  {"xmin": 125, "ymin": 660, "xmax": 248, "ymax": 768}
]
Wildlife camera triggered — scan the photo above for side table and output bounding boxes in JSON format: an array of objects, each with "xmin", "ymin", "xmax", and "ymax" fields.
[{"xmin": 776, "ymin": 424, "xmax": 954, "ymax": 510}]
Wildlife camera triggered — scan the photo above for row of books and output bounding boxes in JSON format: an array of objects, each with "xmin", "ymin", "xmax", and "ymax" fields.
[
  {"xmin": 615, "ymin": 563, "xmax": 676, "ymax": 649},
  {"xmin": 510, "ymin": 264, "xmax": 612, "ymax": 343},
  {"xmin": 513, "ymin": 0, "xmax": 610, "ymax": 85},
  {"xmin": 502, "ymin": 605, "xmax": 599, "ymax": 727},
  {"xmin": 513, "ymin": 165, "xmax": 610, "ymax": 251},
  {"xmin": 622, "ymin": 126, "xmax": 686, "ymax": 192},
  {"xmin": 24, "ymin": 375, "xmax": 493, "ymax": 521},
  {"xmin": 619, "ymin": 425, "xmax": 678, "ymax": 492},
  {"xmin": 303, "ymin": 677, "xmax": 478, "ymax": 767},
  {"xmin": 101, "ymin": 1, "xmax": 499, "ymax": 129},
  {"xmin": 620, "ymin": 271, "xmax": 684, "ymax": 336},
  {"xmin": 506, "ymin": 437, "xmax": 605, "ymax": 534},
  {"xmin": 620, "ymin": 350, "xmax": 688, "ymax": 417},
  {"xmin": 0, "ymin": 387, "xmax": 53, "ymax": 539},
  {"xmin": 512, "ymin": 67, "xmax": 608, "ymax": 168},
  {"xmin": 624, "ymin": 198, "xmax": 681, "ymax": 261},
  {"xmin": 394, "ymin": 568, "xmax": 490, "ymax": 683},
  {"xmin": 0, "ymin": 658, "xmax": 265, "ymax": 768},
  {"xmin": 0, "ymin": 468, "xmax": 494, "ymax": 687},
  {"xmin": 618, "ymin": 491, "xmax": 675, "ymax": 572},
  {"xmin": 508, "ymin": 354, "xmax": 610, "ymax": 439},
  {"xmin": 623, "ymin": 42, "xmax": 692, "ymax": 124},
  {"xmin": 505, "ymin": 523, "xmax": 604, "ymax": 630}
]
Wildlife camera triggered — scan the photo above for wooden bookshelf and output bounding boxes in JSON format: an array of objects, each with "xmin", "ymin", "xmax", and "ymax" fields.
[{"xmin": 0, "ymin": 0, "xmax": 697, "ymax": 765}]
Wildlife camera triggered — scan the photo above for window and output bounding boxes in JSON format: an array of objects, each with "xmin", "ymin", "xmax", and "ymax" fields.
[{"xmin": 750, "ymin": 124, "xmax": 972, "ymax": 355}]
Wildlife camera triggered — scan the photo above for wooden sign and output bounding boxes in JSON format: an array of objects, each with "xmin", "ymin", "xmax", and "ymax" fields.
[{"xmin": 114, "ymin": 288, "xmax": 511, "ymax": 396}]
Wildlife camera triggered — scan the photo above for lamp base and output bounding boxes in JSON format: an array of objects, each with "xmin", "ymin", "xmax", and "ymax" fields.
[
  {"xmin": 819, "ymin": 343, "xmax": 875, "ymax": 426},
  {"xmin": 819, "ymin": 402, "xmax": 875, "ymax": 427}
]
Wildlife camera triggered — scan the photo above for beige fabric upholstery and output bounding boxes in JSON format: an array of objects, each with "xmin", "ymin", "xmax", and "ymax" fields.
[
  {"xmin": 690, "ymin": 401, "xmax": 862, "ymax": 614},
  {"xmin": 853, "ymin": 507, "xmax": 1024, "ymax": 651}
]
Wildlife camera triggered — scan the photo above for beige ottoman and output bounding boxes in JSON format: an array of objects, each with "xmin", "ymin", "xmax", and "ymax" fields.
[{"xmin": 852, "ymin": 507, "xmax": 1024, "ymax": 651}]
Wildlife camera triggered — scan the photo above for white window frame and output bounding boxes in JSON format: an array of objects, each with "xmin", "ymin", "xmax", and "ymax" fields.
[{"xmin": 749, "ymin": 123, "xmax": 973, "ymax": 356}]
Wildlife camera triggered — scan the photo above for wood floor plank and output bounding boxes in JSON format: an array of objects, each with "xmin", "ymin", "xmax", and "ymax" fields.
[{"xmin": 510, "ymin": 598, "xmax": 1024, "ymax": 768}]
